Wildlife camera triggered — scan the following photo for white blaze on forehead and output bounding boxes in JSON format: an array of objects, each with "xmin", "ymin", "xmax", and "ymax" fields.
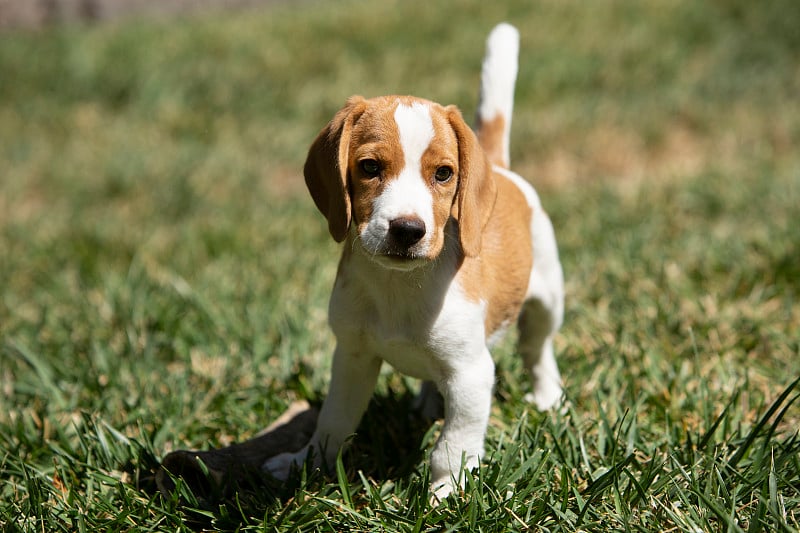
[
  {"xmin": 360, "ymin": 102, "xmax": 436, "ymax": 253},
  {"xmin": 395, "ymin": 102, "xmax": 436, "ymax": 166}
]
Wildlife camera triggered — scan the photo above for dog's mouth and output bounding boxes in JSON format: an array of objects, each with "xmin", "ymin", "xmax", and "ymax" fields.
[
  {"xmin": 363, "ymin": 244, "xmax": 429, "ymax": 270},
  {"xmin": 357, "ymin": 221, "xmax": 433, "ymax": 270},
  {"xmin": 384, "ymin": 246, "xmax": 418, "ymax": 260},
  {"xmin": 383, "ymin": 247, "xmax": 423, "ymax": 261}
]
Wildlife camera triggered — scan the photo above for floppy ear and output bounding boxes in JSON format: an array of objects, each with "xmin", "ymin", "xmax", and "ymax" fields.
[
  {"xmin": 304, "ymin": 96, "xmax": 367, "ymax": 242},
  {"xmin": 447, "ymin": 106, "xmax": 497, "ymax": 257}
]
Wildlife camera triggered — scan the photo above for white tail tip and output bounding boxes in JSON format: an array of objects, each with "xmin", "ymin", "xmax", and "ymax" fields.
[{"xmin": 477, "ymin": 23, "xmax": 520, "ymax": 167}]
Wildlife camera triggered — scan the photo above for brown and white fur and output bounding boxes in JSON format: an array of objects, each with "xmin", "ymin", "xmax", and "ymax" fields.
[{"xmin": 264, "ymin": 23, "xmax": 564, "ymax": 500}]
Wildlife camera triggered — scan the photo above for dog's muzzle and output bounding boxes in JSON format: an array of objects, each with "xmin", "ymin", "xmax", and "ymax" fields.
[{"xmin": 387, "ymin": 216, "xmax": 426, "ymax": 252}]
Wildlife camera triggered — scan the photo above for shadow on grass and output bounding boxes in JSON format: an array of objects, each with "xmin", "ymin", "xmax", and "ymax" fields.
[{"xmin": 146, "ymin": 390, "xmax": 434, "ymax": 529}]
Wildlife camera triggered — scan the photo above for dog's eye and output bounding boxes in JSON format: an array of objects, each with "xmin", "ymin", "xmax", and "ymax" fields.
[
  {"xmin": 360, "ymin": 159, "xmax": 381, "ymax": 177},
  {"xmin": 434, "ymin": 166, "xmax": 453, "ymax": 183}
]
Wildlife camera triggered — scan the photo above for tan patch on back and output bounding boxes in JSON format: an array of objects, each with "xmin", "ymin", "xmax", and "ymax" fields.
[
  {"xmin": 476, "ymin": 114, "xmax": 507, "ymax": 169},
  {"xmin": 457, "ymin": 171, "xmax": 533, "ymax": 335}
]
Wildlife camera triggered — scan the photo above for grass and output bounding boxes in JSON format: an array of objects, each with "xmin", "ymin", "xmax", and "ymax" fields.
[{"xmin": 1, "ymin": 0, "xmax": 799, "ymax": 530}]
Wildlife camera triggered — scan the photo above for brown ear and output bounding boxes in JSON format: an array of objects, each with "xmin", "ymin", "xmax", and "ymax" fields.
[
  {"xmin": 447, "ymin": 106, "xmax": 497, "ymax": 257},
  {"xmin": 303, "ymin": 96, "xmax": 367, "ymax": 242}
]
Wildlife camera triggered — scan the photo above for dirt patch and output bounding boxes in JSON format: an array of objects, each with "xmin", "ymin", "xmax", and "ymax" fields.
[{"xmin": 515, "ymin": 122, "xmax": 710, "ymax": 191}]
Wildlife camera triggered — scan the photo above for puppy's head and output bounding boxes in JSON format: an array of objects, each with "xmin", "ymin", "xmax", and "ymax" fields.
[{"xmin": 304, "ymin": 95, "xmax": 496, "ymax": 270}]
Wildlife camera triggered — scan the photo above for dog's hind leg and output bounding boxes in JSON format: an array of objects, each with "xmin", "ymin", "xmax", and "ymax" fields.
[
  {"xmin": 518, "ymin": 296, "xmax": 562, "ymax": 411},
  {"xmin": 518, "ymin": 206, "xmax": 565, "ymax": 411}
]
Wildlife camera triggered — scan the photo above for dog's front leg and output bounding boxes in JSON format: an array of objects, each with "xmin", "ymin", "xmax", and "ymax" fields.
[
  {"xmin": 430, "ymin": 349, "xmax": 495, "ymax": 500},
  {"xmin": 263, "ymin": 346, "xmax": 382, "ymax": 479}
]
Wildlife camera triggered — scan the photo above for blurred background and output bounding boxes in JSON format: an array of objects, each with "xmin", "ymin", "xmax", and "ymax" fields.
[{"xmin": 1, "ymin": 0, "xmax": 277, "ymax": 29}]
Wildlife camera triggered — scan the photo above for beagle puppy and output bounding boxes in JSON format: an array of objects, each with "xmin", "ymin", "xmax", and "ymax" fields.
[{"xmin": 265, "ymin": 23, "xmax": 564, "ymax": 500}]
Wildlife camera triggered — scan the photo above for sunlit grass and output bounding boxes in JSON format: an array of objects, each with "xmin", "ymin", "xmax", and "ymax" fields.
[{"xmin": 1, "ymin": 0, "xmax": 798, "ymax": 530}]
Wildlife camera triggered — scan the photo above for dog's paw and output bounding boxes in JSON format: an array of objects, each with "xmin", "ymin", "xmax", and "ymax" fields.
[
  {"xmin": 429, "ymin": 447, "xmax": 480, "ymax": 505},
  {"xmin": 262, "ymin": 450, "xmax": 305, "ymax": 480},
  {"xmin": 525, "ymin": 380, "xmax": 563, "ymax": 411},
  {"xmin": 430, "ymin": 477, "xmax": 456, "ymax": 505}
]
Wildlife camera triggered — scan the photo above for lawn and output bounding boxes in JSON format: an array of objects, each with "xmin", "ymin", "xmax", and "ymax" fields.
[{"xmin": 1, "ymin": 0, "xmax": 799, "ymax": 530}]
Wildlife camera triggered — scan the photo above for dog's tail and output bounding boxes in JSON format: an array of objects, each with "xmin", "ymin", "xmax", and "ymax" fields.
[{"xmin": 475, "ymin": 23, "xmax": 519, "ymax": 169}]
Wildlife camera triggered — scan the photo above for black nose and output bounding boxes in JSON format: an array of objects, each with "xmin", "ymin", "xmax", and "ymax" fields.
[{"xmin": 388, "ymin": 217, "xmax": 426, "ymax": 248}]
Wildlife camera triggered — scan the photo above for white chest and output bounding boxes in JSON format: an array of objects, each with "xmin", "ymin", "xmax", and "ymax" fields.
[{"xmin": 328, "ymin": 261, "xmax": 487, "ymax": 381}]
